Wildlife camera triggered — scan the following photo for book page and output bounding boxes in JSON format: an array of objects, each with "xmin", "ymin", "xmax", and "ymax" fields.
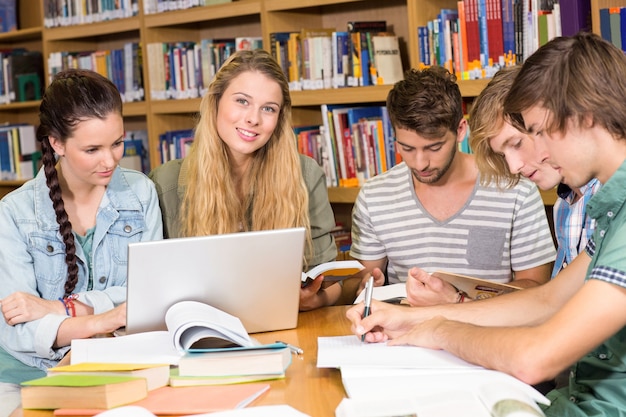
[
  {"xmin": 70, "ymin": 331, "xmax": 182, "ymax": 365},
  {"xmin": 165, "ymin": 301, "xmax": 254, "ymax": 352},
  {"xmin": 317, "ymin": 335, "xmax": 482, "ymax": 369},
  {"xmin": 339, "ymin": 367, "xmax": 548, "ymax": 407},
  {"xmin": 478, "ymin": 382, "xmax": 547, "ymax": 417},
  {"xmin": 354, "ymin": 283, "xmax": 407, "ymax": 304},
  {"xmin": 335, "ymin": 391, "xmax": 487, "ymax": 417}
]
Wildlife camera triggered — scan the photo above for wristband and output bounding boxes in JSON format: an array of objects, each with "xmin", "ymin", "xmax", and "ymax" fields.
[
  {"xmin": 58, "ymin": 298, "xmax": 69, "ymax": 315},
  {"xmin": 456, "ymin": 291, "xmax": 466, "ymax": 304},
  {"xmin": 61, "ymin": 294, "xmax": 79, "ymax": 317}
]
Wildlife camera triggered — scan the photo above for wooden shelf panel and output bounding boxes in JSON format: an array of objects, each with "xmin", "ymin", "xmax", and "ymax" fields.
[
  {"xmin": 44, "ymin": 17, "xmax": 140, "ymax": 41},
  {"xmin": 144, "ymin": 0, "xmax": 261, "ymax": 27},
  {"xmin": 264, "ymin": 0, "xmax": 363, "ymax": 11},
  {"xmin": 123, "ymin": 101, "xmax": 148, "ymax": 117},
  {"xmin": 0, "ymin": 101, "xmax": 41, "ymax": 111},
  {"xmin": 150, "ymin": 98, "xmax": 202, "ymax": 114},
  {"xmin": 0, "ymin": 27, "xmax": 43, "ymax": 42}
]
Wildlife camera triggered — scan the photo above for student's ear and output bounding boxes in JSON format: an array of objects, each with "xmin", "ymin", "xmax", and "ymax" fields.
[
  {"xmin": 456, "ymin": 118, "xmax": 469, "ymax": 144},
  {"xmin": 48, "ymin": 136, "xmax": 66, "ymax": 157}
]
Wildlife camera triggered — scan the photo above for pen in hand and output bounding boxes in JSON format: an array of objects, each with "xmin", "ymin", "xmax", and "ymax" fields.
[{"xmin": 361, "ymin": 275, "xmax": 374, "ymax": 342}]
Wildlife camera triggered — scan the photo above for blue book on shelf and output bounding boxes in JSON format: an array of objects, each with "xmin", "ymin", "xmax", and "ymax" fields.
[
  {"xmin": 502, "ymin": 0, "xmax": 516, "ymax": 55},
  {"xmin": 0, "ymin": 0, "xmax": 17, "ymax": 32},
  {"xmin": 620, "ymin": 7, "xmax": 626, "ymax": 52},
  {"xmin": 0, "ymin": 129, "xmax": 12, "ymax": 178},
  {"xmin": 477, "ymin": 0, "xmax": 489, "ymax": 67},
  {"xmin": 600, "ymin": 8, "xmax": 611, "ymax": 42}
]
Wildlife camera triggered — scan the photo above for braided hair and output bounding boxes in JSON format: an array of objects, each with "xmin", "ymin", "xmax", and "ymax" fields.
[{"xmin": 36, "ymin": 69, "xmax": 123, "ymax": 297}]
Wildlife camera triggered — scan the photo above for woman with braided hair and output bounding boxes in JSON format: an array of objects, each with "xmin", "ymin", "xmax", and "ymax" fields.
[{"xmin": 0, "ymin": 69, "xmax": 163, "ymax": 416}]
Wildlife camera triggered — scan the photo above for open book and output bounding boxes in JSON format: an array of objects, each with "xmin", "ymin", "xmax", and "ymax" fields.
[
  {"xmin": 432, "ymin": 271, "xmax": 521, "ymax": 300},
  {"xmin": 353, "ymin": 271, "xmax": 521, "ymax": 304},
  {"xmin": 301, "ymin": 260, "xmax": 364, "ymax": 285},
  {"xmin": 321, "ymin": 336, "xmax": 548, "ymax": 417},
  {"xmin": 71, "ymin": 301, "xmax": 286, "ymax": 365}
]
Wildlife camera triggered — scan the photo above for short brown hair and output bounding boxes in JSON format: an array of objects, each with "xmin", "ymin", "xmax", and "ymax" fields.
[
  {"xmin": 505, "ymin": 32, "xmax": 626, "ymax": 140},
  {"xmin": 386, "ymin": 66, "xmax": 463, "ymax": 139}
]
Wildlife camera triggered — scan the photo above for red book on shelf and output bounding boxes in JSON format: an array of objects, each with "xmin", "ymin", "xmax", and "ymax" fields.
[
  {"xmin": 486, "ymin": 0, "xmax": 504, "ymax": 62},
  {"xmin": 464, "ymin": 0, "xmax": 480, "ymax": 64}
]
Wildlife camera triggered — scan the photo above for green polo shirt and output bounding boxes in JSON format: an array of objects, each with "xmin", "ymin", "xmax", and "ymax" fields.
[{"xmin": 544, "ymin": 160, "xmax": 626, "ymax": 416}]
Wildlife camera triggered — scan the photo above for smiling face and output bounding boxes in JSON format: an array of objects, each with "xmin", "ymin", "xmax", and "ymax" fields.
[
  {"xmin": 50, "ymin": 113, "xmax": 124, "ymax": 189},
  {"xmin": 216, "ymin": 70, "xmax": 282, "ymax": 164},
  {"xmin": 488, "ymin": 121, "xmax": 562, "ymax": 190}
]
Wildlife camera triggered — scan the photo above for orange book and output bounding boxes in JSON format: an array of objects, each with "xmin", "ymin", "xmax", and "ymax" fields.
[
  {"xmin": 458, "ymin": 0, "xmax": 469, "ymax": 73},
  {"xmin": 53, "ymin": 383, "xmax": 270, "ymax": 416}
]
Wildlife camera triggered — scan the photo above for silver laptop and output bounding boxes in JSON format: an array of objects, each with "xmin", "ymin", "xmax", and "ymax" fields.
[{"xmin": 125, "ymin": 227, "xmax": 305, "ymax": 335}]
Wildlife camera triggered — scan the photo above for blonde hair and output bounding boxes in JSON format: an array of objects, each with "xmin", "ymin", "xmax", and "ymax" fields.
[
  {"xmin": 180, "ymin": 50, "xmax": 311, "ymax": 254},
  {"xmin": 469, "ymin": 66, "xmax": 520, "ymax": 188}
]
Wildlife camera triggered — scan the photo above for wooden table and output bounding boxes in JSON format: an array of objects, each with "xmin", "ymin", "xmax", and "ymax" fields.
[{"xmin": 16, "ymin": 305, "xmax": 353, "ymax": 417}]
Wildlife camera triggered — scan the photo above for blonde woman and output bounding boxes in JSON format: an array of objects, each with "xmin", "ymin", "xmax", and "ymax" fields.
[{"xmin": 149, "ymin": 50, "xmax": 338, "ymax": 311}]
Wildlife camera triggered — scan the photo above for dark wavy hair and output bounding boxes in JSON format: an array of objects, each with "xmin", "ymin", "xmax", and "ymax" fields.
[
  {"xmin": 36, "ymin": 69, "xmax": 123, "ymax": 297},
  {"xmin": 386, "ymin": 66, "xmax": 463, "ymax": 139}
]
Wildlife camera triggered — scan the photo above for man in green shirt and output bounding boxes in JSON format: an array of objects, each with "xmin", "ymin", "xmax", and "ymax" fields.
[{"xmin": 347, "ymin": 32, "xmax": 626, "ymax": 417}]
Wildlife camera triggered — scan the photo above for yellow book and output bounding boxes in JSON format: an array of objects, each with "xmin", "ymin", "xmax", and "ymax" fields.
[
  {"xmin": 21, "ymin": 375, "xmax": 148, "ymax": 410},
  {"xmin": 48, "ymin": 362, "xmax": 170, "ymax": 391}
]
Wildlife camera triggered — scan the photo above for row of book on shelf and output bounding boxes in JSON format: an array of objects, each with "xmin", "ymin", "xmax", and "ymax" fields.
[
  {"xmin": 157, "ymin": 102, "xmax": 473, "ymax": 187},
  {"xmin": 43, "ymin": 0, "xmax": 139, "ymax": 28},
  {"xmin": 0, "ymin": 49, "xmax": 45, "ymax": 105},
  {"xmin": 419, "ymin": 0, "xmax": 590, "ymax": 80},
  {"xmin": 146, "ymin": 37, "xmax": 262, "ymax": 101},
  {"xmin": 47, "ymin": 42, "xmax": 144, "ymax": 103},
  {"xmin": 160, "ymin": 104, "xmax": 399, "ymax": 187},
  {"xmin": 599, "ymin": 6, "xmax": 626, "ymax": 52},
  {"xmin": 0, "ymin": 124, "xmax": 39, "ymax": 181},
  {"xmin": 270, "ymin": 20, "xmax": 404, "ymax": 92},
  {"xmin": 0, "ymin": 126, "xmax": 149, "ymax": 180}
]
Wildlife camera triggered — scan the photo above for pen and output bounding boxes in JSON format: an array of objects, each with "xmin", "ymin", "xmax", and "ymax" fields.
[
  {"xmin": 276, "ymin": 340, "xmax": 304, "ymax": 355},
  {"xmin": 361, "ymin": 275, "xmax": 374, "ymax": 342}
]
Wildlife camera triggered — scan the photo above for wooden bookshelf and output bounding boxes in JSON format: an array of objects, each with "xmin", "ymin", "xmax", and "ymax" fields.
[{"xmin": 0, "ymin": 0, "xmax": 569, "ymax": 210}]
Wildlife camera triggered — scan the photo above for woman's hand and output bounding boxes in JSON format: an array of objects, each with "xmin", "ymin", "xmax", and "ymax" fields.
[{"xmin": 1, "ymin": 292, "xmax": 66, "ymax": 325}]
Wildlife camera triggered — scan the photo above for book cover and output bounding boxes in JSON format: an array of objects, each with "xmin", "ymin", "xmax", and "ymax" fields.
[
  {"xmin": 302, "ymin": 259, "xmax": 364, "ymax": 283},
  {"xmin": 502, "ymin": 0, "xmax": 516, "ymax": 56},
  {"xmin": 431, "ymin": 271, "xmax": 521, "ymax": 300},
  {"xmin": 177, "ymin": 346, "xmax": 291, "ymax": 377},
  {"xmin": 610, "ymin": 7, "xmax": 622, "ymax": 49},
  {"xmin": 48, "ymin": 363, "xmax": 170, "ymax": 391},
  {"xmin": 464, "ymin": 0, "xmax": 481, "ymax": 64},
  {"xmin": 21, "ymin": 375, "xmax": 148, "ymax": 410},
  {"xmin": 169, "ymin": 367, "xmax": 285, "ymax": 387},
  {"xmin": 319, "ymin": 104, "xmax": 339, "ymax": 187},
  {"xmin": 346, "ymin": 21, "xmax": 387, "ymax": 33},
  {"xmin": 558, "ymin": 0, "xmax": 591, "ymax": 37},
  {"xmin": 7, "ymin": 50, "xmax": 45, "ymax": 102},
  {"xmin": 371, "ymin": 35, "xmax": 403, "ymax": 85},
  {"xmin": 52, "ymin": 383, "xmax": 271, "ymax": 416},
  {"xmin": 477, "ymin": 0, "xmax": 489, "ymax": 67},
  {"xmin": 486, "ymin": 0, "xmax": 503, "ymax": 61}
]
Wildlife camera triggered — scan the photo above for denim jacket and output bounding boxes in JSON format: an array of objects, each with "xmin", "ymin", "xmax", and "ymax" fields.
[{"xmin": 0, "ymin": 167, "xmax": 163, "ymax": 372}]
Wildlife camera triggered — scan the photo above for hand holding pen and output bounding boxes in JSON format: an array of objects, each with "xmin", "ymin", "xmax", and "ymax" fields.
[{"xmin": 361, "ymin": 275, "xmax": 374, "ymax": 342}]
